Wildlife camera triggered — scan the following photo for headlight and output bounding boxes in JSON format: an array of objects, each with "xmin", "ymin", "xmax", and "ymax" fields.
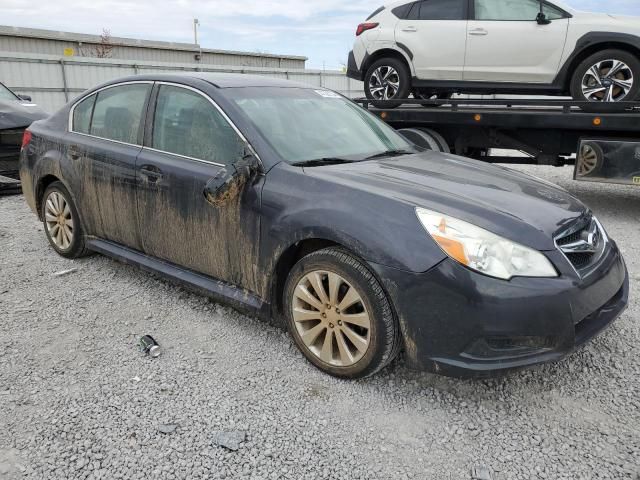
[{"xmin": 416, "ymin": 208, "xmax": 558, "ymax": 280}]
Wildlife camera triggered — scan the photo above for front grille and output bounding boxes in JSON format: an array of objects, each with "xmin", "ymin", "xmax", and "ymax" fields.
[{"xmin": 555, "ymin": 216, "xmax": 607, "ymax": 276}]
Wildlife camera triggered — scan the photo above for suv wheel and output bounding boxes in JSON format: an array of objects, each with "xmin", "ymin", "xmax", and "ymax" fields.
[
  {"xmin": 364, "ymin": 58, "xmax": 410, "ymax": 108},
  {"xmin": 42, "ymin": 181, "xmax": 89, "ymax": 258},
  {"xmin": 284, "ymin": 248, "xmax": 401, "ymax": 379},
  {"xmin": 570, "ymin": 49, "xmax": 640, "ymax": 102}
]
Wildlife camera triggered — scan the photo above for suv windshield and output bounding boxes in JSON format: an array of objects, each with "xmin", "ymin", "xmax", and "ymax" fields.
[
  {"xmin": 230, "ymin": 88, "xmax": 416, "ymax": 164},
  {"xmin": 0, "ymin": 83, "xmax": 20, "ymax": 102}
]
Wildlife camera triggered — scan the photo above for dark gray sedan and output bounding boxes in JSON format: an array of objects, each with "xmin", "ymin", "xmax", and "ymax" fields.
[{"xmin": 19, "ymin": 73, "xmax": 628, "ymax": 378}]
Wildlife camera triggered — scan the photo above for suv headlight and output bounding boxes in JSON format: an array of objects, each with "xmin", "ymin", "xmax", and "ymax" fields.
[{"xmin": 416, "ymin": 208, "xmax": 558, "ymax": 280}]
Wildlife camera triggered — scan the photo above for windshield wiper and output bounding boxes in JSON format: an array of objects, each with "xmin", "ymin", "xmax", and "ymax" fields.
[
  {"xmin": 290, "ymin": 158, "xmax": 357, "ymax": 167},
  {"xmin": 365, "ymin": 149, "xmax": 414, "ymax": 160}
]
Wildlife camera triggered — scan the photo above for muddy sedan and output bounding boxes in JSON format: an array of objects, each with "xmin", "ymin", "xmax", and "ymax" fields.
[{"xmin": 19, "ymin": 74, "xmax": 628, "ymax": 378}]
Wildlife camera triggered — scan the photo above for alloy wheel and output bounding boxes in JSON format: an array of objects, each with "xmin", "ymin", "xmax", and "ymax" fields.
[
  {"xmin": 581, "ymin": 59, "xmax": 634, "ymax": 102},
  {"xmin": 45, "ymin": 191, "xmax": 75, "ymax": 250},
  {"xmin": 368, "ymin": 66, "xmax": 400, "ymax": 100},
  {"xmin": 292, "ymin": 270, "xmax": 371, "ymax": 367}
]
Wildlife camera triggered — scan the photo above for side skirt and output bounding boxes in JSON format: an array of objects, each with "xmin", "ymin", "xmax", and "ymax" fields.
[{"xmin": 86, "ymin": 238, "xmax": 270, "ymax": 319}]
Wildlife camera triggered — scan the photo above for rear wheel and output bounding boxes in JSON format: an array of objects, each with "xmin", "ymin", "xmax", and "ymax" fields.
[
  {"xmin": 41, "ymin": 181, "xmax": 89, "ymax": 258},
  {"xmin": 576, "ymin": 142, "xmax": 604, "ymax": 177},
  {"xmin": 364, "ymin": 58, "xmax": 411, "ymax": 109},
  {"xmin": 284, "ymin": 248, "xmax": 401, "ymax": 379},
  {"xmin": 570, "ymin": 49, "xmax": 640, "ymax": 103}
]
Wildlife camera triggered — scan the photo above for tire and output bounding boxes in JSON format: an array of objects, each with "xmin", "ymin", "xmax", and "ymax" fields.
[
  {"xmin": 417, "ymin": 128, "xmax": 451, "ymax": 154},
  {"xmin": 284, "ymin": 248, "xmax": 401, "ymax": 379},
  {"xmin": 397, "ymin": 128, "xmax": 442, "ymax": 151},
  {"xmin": 41, "ymin": 181, "xmax": 89, "ymax": 259},
  {"xmin": 364, "ymin": 58, "xmax": 411, "ymax": 109},
  {"xmin": 570, "ymin": 49, "xmax": 640, "ymax": 103},
  {"xmin": 413, "ymin": 91, "xmax": 452, "ymax": 108},
  {"xmin": 576, "ymin": 142, "xmax": 604, "ymax": 178}
]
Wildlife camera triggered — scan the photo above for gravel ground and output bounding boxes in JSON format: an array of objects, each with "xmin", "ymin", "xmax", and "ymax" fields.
[{"xmin": 0, "ymin": 164, "xmax": 639, "ymax": 480}]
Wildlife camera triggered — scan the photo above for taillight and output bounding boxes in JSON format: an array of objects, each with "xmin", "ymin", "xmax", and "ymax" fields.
[
  {"xmin": 21, "ymin": 130, "xmax": 32, "ymax": 151},
  {"xmin": 356, "ymin": 22, "xmax": 379, "ymax": 36}
]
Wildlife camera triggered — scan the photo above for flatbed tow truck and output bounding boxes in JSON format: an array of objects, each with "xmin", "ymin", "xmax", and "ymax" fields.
[{"xmin": 357, "ymin": 98, "xmax": 640, "ymax": 186}]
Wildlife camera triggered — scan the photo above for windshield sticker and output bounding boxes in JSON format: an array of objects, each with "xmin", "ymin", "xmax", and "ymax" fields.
[{"xmin": 314, "ymin": 90, "xmax": 342, "ymax": 99}]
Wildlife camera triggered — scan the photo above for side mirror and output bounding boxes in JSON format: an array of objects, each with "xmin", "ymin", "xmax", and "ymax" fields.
[
  {"xmin": 18, "ymin": 94, "xmax": 32, "ymax": 102},
  {"xmin": 203, "ymin": 150, "xmax": 260, "ymax": 207},
  {"xmin": 536, "ymin": 12, "xmax": 551, "ymax": 25}
]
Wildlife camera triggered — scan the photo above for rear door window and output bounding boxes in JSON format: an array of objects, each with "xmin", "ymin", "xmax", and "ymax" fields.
[
  {"xmin": 151, "ymin": 85, "xmax": 244, "ymax": 165},
  {"xmin": 90, "ymin": 84, "xmax": 151, "ymax": 144},
  {"xmin": 419, "ymin": 0, "xmax": 466, "ymax": 20}
]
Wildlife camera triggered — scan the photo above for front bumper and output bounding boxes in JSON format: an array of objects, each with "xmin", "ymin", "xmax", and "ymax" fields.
[{"xmin": 372, "ymin": 242, "xmax": 629, "ymax": 378}]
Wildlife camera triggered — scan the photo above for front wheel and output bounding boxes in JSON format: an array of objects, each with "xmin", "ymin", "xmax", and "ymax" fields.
[
  {"xmin": 284, "ymin": 248, "xmax": 401, "ymax": 379},
  {"xmin": 570, "ymin": 49, "xmax": 640, "ymax": 103},
  {"xmin": 364, "ymin": 58, "xmax": 411, "ymax": 109}
]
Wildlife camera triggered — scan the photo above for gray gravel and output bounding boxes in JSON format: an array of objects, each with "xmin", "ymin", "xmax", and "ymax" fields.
[{"xmin": 0, "ymin": 164, "xmax": 639, "ymax": 480}]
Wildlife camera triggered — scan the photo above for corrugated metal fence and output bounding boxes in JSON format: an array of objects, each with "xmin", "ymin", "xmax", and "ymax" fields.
[{"xmin": 0, "ymin": 52, "xmax": 365, "ymax": 114}]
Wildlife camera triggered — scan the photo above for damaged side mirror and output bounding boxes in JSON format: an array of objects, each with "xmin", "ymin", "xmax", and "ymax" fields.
[{"xmin": 203, "ymin": 147, "xmax": 260, "ymax": 208}]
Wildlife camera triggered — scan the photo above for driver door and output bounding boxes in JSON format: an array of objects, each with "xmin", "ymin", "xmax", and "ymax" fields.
[
  {"xmin": 136, "ymin": 83, "xmax": 263, "ymax": 294},
  {"xmin": 464, "ymin": 0, "xmax": 570, "ymax": 83}
]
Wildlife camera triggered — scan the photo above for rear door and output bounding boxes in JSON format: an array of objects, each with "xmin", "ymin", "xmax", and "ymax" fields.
[
  {"xmin": 67, "ymin": 82, "xmax": 152, "ymax": 250},
  {"xmin": 464, "ymin": 0, "xmax": 570, "ymax": 82},
  {"xmin": 394, "ymin": 0, "xmax": 468, "ymax": 80},
  {"xmin": 135, "ymin": 83, "xmax": 262, "ymax": 293}
]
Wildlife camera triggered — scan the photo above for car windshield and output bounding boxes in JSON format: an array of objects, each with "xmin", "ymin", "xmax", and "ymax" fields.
[
  {"xmin": 0, "ymin": 83, "xmax": 19, "ymax": 101},
  {"xmin": 230, "ymin": 87, "xmax": 416, "ymax": 164}
]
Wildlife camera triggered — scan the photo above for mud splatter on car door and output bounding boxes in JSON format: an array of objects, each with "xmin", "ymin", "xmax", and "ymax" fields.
[{"xmin": 135, "ymin": 84, "xmax": 263, "ymax": 296}]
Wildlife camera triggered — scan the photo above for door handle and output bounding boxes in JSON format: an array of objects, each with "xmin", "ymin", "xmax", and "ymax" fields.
[
  {"xmin": 401, "ymin": 26, "xmax": 417, "ymax": 32},
  {"xmin": 140, "ymin": 165, "xmax": 163, "ymax": 184},
  {"xmin": 469, "ymin": 28, "xmax": 488, "ymax": 36},
  {"xmin": 69, "ymin": 145, "xmax": 81, "ymax": 160}
]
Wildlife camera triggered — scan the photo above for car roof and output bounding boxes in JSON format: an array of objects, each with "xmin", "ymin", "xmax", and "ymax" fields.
[{"xmin": 105, "ymin": 72, "xmax": 313, "ymax": 90}]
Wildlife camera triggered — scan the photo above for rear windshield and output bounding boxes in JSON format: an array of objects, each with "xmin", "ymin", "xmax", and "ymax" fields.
[
  {"xmin": 367, "ymin": 6, "xmax": 385, "ymax": 20},
  {"xmin": 228, "ymin": 88, "xmax": 415, "ymax": 164}
]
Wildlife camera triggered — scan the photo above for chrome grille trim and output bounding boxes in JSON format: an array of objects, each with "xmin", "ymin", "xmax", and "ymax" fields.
[{"xmin": 555, "ymin": 216, "xmax": 608, "ymax": 277}]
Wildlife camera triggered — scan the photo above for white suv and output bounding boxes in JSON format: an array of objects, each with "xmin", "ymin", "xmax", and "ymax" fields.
[{"xmin": 347, "ymin": 0, "xmax": 640, "ymax": 105}]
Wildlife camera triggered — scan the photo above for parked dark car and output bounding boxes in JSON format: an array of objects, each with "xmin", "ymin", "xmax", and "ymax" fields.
[
  {"xmin": 20, "ymin": 74, "xmax": 628, "ymax": 378},
  {"xmin": 1, "ymin": 82, "xmax": 47, "ymax": 193}
]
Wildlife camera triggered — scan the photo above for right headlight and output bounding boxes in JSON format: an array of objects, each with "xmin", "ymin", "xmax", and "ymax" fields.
[{"xmin": 416, "ymin": 208, "xmax": 558, "ymax": 281}]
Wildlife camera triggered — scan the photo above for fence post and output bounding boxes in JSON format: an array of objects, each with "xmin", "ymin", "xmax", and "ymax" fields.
[{"xmin": 59, "ymin": 59, "xmax": 69, "ymax": 102}]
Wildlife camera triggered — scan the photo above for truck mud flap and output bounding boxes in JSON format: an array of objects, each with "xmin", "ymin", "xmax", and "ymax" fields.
[{"xmin": 575, "ymin": 139, "xmax": 640, "ymax": 186}]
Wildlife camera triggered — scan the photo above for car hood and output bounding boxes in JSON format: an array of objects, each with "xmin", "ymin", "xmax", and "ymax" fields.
[
  {"xmin": 0, "ymin": 100, "xmax": 48, "ymax": 130},
  {"xmin": 305, "ymin": 152, "xmax": 589, "ymax": 251}
]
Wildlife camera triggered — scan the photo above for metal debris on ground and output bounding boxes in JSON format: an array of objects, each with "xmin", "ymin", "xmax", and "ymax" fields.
[
  {"xmin": 52, "ymin": 268, "xmax": 77, "ymax": 277},
  {"xmin": 471, "ymin": 464, "xmax": 493, "ymax": 480},
  {"xmin": 139, "ymin": 335, "xmax": 161, "ymax": 358},
  {"xmin": 158, "ymin": 424, "xmax": 179, "ymax": 435},
  {"xmin": 211, "ymin": 431, "xmax": 247, "ymax": 451}
]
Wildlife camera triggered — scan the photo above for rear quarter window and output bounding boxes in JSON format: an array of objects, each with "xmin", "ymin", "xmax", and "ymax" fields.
[
  {"xmin": 392, "ymin": 2, "xmax": 415, "ymax": 19},
  {"xmin": 72, "ymin": 94, "xmax": 96, "ymax": 134}
]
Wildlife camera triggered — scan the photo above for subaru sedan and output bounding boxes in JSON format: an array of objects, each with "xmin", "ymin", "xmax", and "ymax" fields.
[{"xmin": 20, "ymin": 74, "xmax": 628, "ymax": 378}]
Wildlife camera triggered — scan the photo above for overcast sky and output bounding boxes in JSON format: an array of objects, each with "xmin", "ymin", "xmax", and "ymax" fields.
[{"xmin": 4, "ymin": 0, "xmax": 640, "ymax": 69}]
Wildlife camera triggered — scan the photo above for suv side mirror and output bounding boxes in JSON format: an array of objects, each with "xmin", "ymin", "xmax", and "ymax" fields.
[
  {"xmin": 18, "ymin": 94, "xmax": 32, "ymax": 102},
  {"xmin": 536, "ymin": 12, "xmax": 551, "ymax": 25},
  {"xmin": 203, "ymin": 148, "xmax": 260, "ymax": 207}
]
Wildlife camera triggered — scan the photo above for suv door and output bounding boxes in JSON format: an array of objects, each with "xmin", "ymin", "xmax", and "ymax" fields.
[
  {"xmin": 67, "ymin": 82, "xmax": 152, "ymax": 250},
  {"xmin": 394, "ymin": 0, "xmax": 468, "ymax": 80},
  {"xmin": 136, "ymin": 83, "xmax": 263, "ymax": 294},
  {"xmin": 464, "ymin": 0, "xmax": 570, "ymax": 83}
]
